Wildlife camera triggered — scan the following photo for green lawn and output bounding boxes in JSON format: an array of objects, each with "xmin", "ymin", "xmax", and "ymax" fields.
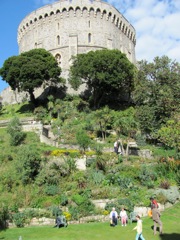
[{"xmin": 0, "ymin": 202, "xmax": 179, "ymax": 240}]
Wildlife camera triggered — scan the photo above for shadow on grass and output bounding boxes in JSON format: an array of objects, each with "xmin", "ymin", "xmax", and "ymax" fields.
[
  {"xmin": 16, "ymin": 103, "xmax": 35, "ymax": 114},
  {"xmin": 150, "ymin": 225, "xmax": 180, "ymax": 240},
  {"xmin": 159, "ymin": 233, "xmax": 180, "ymax": 240}
]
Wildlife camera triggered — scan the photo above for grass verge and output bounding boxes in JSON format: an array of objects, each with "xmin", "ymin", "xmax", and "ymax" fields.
[{"xmin": 0, "ymin": 202, "xmax": 179, "ymax": 240}]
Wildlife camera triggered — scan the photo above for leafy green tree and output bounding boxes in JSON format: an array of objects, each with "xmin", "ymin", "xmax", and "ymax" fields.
[
  {"xmin": 7, "ymin": 117, "xmax": 26, "ymax": 146},
  {"xmin": 93, "ymin": 106, "xmax": 113, "ymax": 140},
  {"xmin": 133, "ymin": 56, "xmax": 180, "ymax": 134},
  {"xmin": 0, "ymin": 48, "xmax": 62, "ymax": 105},
  {"xmin": 16, "ymin": 145, "xmax": 42, "ymax": 185},
  {"xmin": 69, "ymin": 49, "xmax": 136, "ymax": 109},
  {"xmin": 113, "ymin": 107, "xmax": 138, "ymax": 156},
  {"xmin": 158, "ymin": 117, "xmax": 180, "ymax": 153},
  {"xmin": 76, "ymin": 129, "xmax": 91, "ymax": 152}
]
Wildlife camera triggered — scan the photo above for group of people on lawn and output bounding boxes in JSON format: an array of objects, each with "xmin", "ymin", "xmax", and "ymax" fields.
[
  {"xmin": 110, "ymin": 197, "xmax": 163, "ymax": 240},
  {"xmin": 110, "ymin": 207, "xmax": 128, "ymax": 227}
]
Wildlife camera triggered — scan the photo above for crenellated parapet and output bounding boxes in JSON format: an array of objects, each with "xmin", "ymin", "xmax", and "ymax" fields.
[{"xmin": 18, "ymin": 0, "xmax": 136, "ymax": 46}]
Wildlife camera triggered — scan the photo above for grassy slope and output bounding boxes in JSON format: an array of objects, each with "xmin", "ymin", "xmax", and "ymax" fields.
[
  {"xmin": 0, "ymin": 102, "xmax": 34, "ymax": 120},
  {"xmin": 0, "ymin": 202, "xmax": 179, "ymax": 240}
]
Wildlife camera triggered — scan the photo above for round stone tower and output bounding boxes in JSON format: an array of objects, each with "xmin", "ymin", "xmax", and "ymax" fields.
[{"xmin": 18, "ymin": 0, "xmax": 136, "ymax": 82}]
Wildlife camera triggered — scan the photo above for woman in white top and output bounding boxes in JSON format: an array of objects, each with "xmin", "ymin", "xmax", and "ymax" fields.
[
  {"xmin": 109, "ymin": 207, "xmax": 118, "ymax": 226},
  {"xmin": 120, "ymin": 208, "xmax": 128, "ymax": 226}
]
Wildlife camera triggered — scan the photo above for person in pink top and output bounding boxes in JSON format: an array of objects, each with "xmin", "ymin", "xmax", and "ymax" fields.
[{"xmin": 120, "ymin": 208, "xmax": 128, "ymax": 226}]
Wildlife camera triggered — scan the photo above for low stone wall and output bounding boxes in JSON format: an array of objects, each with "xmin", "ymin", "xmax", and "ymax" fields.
[
  {"xmin": 92, "ymin": 199, "xmax": 115, "ymax": 209},
  {"xmin": 9, "ymin": 200, "xmax": 179, "ymax": 228},
  {"xmin": 9, "ymin": 215, "xmax": 109, "ymax": 228},
  {"xmin": 30, "ymin": 217, "xmax": 55, "ymax": 226}
]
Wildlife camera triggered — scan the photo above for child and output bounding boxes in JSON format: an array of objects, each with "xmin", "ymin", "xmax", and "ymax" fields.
[{"xmin": 133, "ymin": 215, "xmax": 145, "ymax": 240}]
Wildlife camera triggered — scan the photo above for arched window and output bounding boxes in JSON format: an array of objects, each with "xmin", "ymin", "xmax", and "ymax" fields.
[
  {"xmin": 57, "ymin": 35, "xmax": 60, "ymax": 45},
  {"xmin": 88, "ymin": 33, "xmax": 91, "ymax": 43},
  {"xmin": 35, "ymin": 42, "xmax": 37, "ymax": 48},
  {"xmin": 55, "ymin": 54, "xmax": 61, "ymax": 65}
]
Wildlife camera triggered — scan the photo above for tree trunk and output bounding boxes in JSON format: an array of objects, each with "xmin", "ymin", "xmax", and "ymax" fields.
[{"xmin": 28, "ymin": 90, "xmax": 37, "ymax": 106}]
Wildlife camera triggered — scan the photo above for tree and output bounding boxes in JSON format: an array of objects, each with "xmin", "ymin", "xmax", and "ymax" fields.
[
  {"xmin": 76, "ymin": 129, "xmax": 91, "ymax": 153},
  {"xmin": 93, "ymin": 106, "xmax": 113, "ymax": 140},
  {"xmin": 158, "ymin": 116, "xmax": 180, "ymax": 153},
  {"xmin": 69, "ymin": 49, "xmax": 136, "ymax": 109},
  {"xmin": 133, "ymin": 56, "xmax": 180, "ymax": 134},
  {"xmin": 16, "ymin": 145, "xmax": 42, "ymax": 185},
  {"xmin": 112, "ymin": 107, "xmax": 138, "ymax": 156},
  {"xmin": 7, "ymin": 117, "xmax": 26, "ymax": 146},
  {"xmin": 0, "ymin": 48, "xmax": 62, "ymax": 105}
]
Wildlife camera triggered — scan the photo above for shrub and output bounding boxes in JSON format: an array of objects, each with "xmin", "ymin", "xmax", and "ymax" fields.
[
  {"xmin": 60, "ymin": 194, "xmax": 68, "ymax": 206},
  {"xmin": 160, "ymin": 180, "xmax": 170, "ymax": 189},
  {"xmin": 102, "ymin": 210, "xmax": 109, "ymax": 216},
  {"xmin": 88, "ymin": 170, "xmax": 105, "ymax": 185},
  {"xmin": 118, "ymin": 154, "xmax": 123, "ymax": 163},
  {"xmin": 135, "ymin": 133, "xmax": 146, "ymax": 146},
  {"xmin": 12, "ymin": 212, "xmax": 27, "ymax": 228},
  {"xmin": 68, "ymin": 206, "xmax": 79, "ymax": 220},
  {"xmin": 63, "ymin": 211, "xmax": 71, "ymax": 221},
  {"xmin": 139, "ymin": 166, "xmax": 157, "ymax": 187},
  {"xmin": 49, "ymin": 205, "xmax": 62, "ymax": 217},
  {"xmin": 156, "ymin": 193, "xmax": 168, "ymax": 204},
  {"xmin": 0, "ymin": 205, "xmax": 10, "ymax": 230},
  {"xmin": 72, "ymin": 194, "xmax": 85, "ymax": 206},
  {"xmin": 44, "ymin": 185, "xmax": 60, "ymax": 196},
  {"xmin": 7, "ymin": 117, "xmax": 26, "ymax": 146}
]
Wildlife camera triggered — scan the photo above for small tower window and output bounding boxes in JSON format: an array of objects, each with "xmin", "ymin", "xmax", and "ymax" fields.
[
  {"xmin": 88, "ymin": 33, "xmax": 91, "ymax": 43},
  {"xmin": 57, "ymin": 35, "xmax": 60, "ymax": 45}
]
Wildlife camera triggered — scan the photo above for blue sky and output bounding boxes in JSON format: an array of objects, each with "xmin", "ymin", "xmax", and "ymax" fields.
[{"xmin": 0, "ymin": 0, "xmax": 180, "ymax": 93}]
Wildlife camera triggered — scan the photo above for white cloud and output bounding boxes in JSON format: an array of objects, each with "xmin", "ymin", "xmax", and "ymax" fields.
[
  {"xmin": 106, "ymin": 0, "xmax": 180, "ymax": 62},
  {"xmin": 34, "ymin": 0, "xmax": 57, "ymax": 6}
]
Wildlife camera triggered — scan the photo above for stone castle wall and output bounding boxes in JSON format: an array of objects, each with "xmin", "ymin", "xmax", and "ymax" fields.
[
  {"xmin": 0, "ymin": 0, "xmax": 136, "ymax": 104},
  {"xmin": 18, "ymin": 0, "xmax": 136, "ymax": 72}
]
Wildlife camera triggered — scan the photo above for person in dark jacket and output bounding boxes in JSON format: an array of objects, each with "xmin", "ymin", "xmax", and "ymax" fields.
[{"xmin": 54, "ymin": 215, "xmax": 68, "ymax": 228}]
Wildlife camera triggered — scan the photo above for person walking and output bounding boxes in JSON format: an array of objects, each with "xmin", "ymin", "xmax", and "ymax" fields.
[
  {"xmin": 114, "ymin": 140, "xmax": 118, "ymax": 154},
  {"xmin": 133, "ymin": 215, "xmax": 145, "ymax": 240},
  {"xmin": 120, "ymin": 208, "xmax": 128, "ymax": 226},
  {"xmin": 152, "ymin": 205, "xmax": 163, "ymax": 235},
  {"xmin": 150, "ymin": 197, "xmax": 159, "ymax": 209}
]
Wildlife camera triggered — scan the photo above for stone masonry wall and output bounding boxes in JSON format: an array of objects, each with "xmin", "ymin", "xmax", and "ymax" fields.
[{"xmin": 0, "ymin": 0, "xmax": 136, "ymax": 104}]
